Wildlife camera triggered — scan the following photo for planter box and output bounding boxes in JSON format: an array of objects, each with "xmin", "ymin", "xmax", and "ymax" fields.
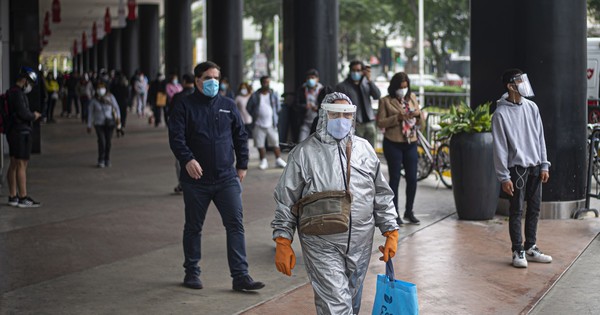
[{"xmin": 450, "ymin": 132, "xmax": 500, "ymax": 220}]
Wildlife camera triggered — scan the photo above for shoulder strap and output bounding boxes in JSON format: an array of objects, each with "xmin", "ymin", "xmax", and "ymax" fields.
[{"xmin": 345, "ymin": 138, "xmax": 352, "ymax": 190}]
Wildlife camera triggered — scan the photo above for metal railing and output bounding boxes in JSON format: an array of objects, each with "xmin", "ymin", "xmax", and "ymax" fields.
[{"xmin": 413, "ymin": 91, "xmax": 469, "ymax": 110}]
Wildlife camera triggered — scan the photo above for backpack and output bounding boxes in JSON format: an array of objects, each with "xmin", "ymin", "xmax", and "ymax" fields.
[{"xmin": 0, "ymin": 87, "xmax": 18, "ymax": 134}]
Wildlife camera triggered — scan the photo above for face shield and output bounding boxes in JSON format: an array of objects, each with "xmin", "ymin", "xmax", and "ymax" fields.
[
  {"xmin": 321, "ymin": 102, "xmax": 357, "ymax": 140},
  {"xmin": 511, "ymin": 73, "xmax": 534, "ymax": 97}
]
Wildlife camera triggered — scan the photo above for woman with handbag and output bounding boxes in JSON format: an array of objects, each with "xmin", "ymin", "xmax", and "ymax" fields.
[
  {"xmin": 377, "ymin": 72, "xmax": 424, "ymax": 225},
  {"xmin": 87, "ymin": 82, "xmax": 121, "ymax": 168}
]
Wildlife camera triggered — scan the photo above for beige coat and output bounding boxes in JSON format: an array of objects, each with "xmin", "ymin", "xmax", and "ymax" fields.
[{"xmin": 376, "ymin": 93, "xmax": 423, "ymax": 143}]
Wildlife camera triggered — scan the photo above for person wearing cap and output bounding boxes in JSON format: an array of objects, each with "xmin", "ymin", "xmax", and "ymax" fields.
[
  {"xmin": 271, "ymin": 92, "xmax": 399, "ymax": 314},
  {"xmin": 6, "ymin": 67, "xmax": 42, "ymax": 208},
  {"xmin": 168, "ymin": 61, "xmax": 265, "ymax": 292},
  {"xmin": 295, "ymin": 69, "xmax": 324, "ymax": 142},
  {"xmin": 493, "ymin": 68, "xmax": 552, "ymax": 269},
  {"xmin": 335, "ymin": 60, "xmax": 381, "ymax": 148}
]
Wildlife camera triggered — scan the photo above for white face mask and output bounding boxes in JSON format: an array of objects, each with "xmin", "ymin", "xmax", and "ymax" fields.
[
  {"xmin": 23, "ymin": 84, "xmax": 33, "ymax": 94},
  {"xmin": 240, "ymin": 88, "xmax": 248, "ymax": 95},
  {"xmin": 97, "ymin": 88, "xmax": 107, "ymax": 96},
  {"xmin": 396, "ymin": 88, "xmax": 409, "ymax": 99}
]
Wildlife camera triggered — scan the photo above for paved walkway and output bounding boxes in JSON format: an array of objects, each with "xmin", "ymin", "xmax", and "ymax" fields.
[{"xmin": 1, "ymin": 114, "xmax": 599, "ymax": 314}]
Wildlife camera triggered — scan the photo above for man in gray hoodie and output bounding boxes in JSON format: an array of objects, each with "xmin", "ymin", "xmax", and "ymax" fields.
[{"xmin": 492, "ymin": 68, "xmax": 552, "ymax": 268}]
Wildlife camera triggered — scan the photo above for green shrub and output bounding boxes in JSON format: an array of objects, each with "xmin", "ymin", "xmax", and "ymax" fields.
[{"xmin": 438, "ymin": 102, "xmax": 492, "ymax": 138}]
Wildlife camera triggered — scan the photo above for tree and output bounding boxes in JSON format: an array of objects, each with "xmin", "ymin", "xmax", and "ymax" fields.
[{"xmin": 244, "ymin": 0, "xmax": 282, "ymax": 77}]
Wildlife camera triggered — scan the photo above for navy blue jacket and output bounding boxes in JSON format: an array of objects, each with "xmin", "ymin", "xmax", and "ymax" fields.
[{"xmin": 168, "ymin": 90, "xmax": 249, "ymax": 184}]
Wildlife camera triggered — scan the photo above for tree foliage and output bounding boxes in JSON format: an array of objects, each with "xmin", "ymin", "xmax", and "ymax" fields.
[{"xmin": 244, "ymin": 0, "xmax": 282, "ymax": 76}]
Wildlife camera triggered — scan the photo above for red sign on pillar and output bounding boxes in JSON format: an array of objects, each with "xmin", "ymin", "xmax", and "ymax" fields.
[
  {"xmin": 104, "ymin": 8, "xmax": 112, "ymax": 34},
  {"xmin": 127, "ymin": 0, "xmax": 136, "ymax": 21},
  {"xmin": 92, "ymin": 22, "xmax": 98, "ymax": 44},
  {"xmin": 52, "ymin": 0, "xmax": 61, "ymax": 23},
  {"xmin": 82, "ymin": 32, "xmax": 87, "ymax": 51},
  {"xmin": 43, "ymin": 12, "xmax": 51, "ymax": 36}
]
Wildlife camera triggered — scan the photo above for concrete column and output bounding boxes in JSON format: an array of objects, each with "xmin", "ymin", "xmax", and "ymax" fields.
[
  {"xmin": 283, "ymin": 0, "xmax": 338, "ymax": 90},
  {"xmin": 164, "ymin": 0, "xmax": 192, "ymax": 77},
  {"xmin": 90, "ymin": 44, "xmax": 98, "ymax": 73},
  {"xmin": 82, "ymin": 48, "xmax": 89, "ymax": 73},
  {"xmin": 121, "ymin": 20, "xmax": 140, "ymax": 78},
  {"xmin": 471, "ymin": 0, "xmax": 587, "ymax": 217},
  {"xmin": 107, "ymin": 28, "xmax": 122, "ymax": 72},
  {"xmin": 97, "ymin": 38, "xmax": 107, "ymax": 71},
  {"xmin": 9, "ymin": 0, "xmax": 41, "ymax": 153},
  {"xmin": 206, "ymin": 0, "xmax": 243, "ymax": 90},
  {"xmin": 138, "ymin": 4, "xmax": 160, "ymax": 80}
]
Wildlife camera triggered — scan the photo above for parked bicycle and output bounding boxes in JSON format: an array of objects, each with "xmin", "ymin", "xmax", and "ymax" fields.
[{"xmin": 414, "ymin": 125, "xmax": 452, "ymax": 188}]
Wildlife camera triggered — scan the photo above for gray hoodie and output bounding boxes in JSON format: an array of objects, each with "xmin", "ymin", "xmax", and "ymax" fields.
[{"xmin": 492, "ymin": 94, "xmax": 551, "ymax": 183}]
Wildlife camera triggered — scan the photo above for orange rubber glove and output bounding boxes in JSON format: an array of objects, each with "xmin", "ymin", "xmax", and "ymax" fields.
[
  {"xmin": 275, "ymin": 237, "xmax": 296, "ymax": 276},
  {"xmin": 379, "ymin": 230, "xmax": 399, "ymax": 262}
]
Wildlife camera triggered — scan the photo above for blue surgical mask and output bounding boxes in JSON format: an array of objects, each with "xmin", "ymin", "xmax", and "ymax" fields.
[
  {"xmin": 173, "ymin": 79, "xmax": 179, "ymax": 85},
  {"xmin": 203, "ymin": 79, "xmax": 219, "ymax": 97},
  {"xmin": 220, "ymin": 83, "xmax": 228, "ymax": 91},
  {"xmin": 307, "ymin": 78, "xmax": 316, "ymax": 88},
  {"xmin": 351, "ymin": 71, "xmax": 362, "ymax": 82},
  {"xmin": 327, "ymin": 118, "xmax": 353, "ymax": 140}
]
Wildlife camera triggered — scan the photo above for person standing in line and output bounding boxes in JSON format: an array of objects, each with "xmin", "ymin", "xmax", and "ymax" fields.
[
  {"xmin": 169, "ymin": 73, "xmax": 196, "ymax": 195},
  {"xmin": 272, "ymin": 92, "xmax": 399, "ymax": 314},
  {"xmin": 78, "ymin": 74, "xmax": 94, "ymax": 123},
  {"xmin": 87, "ymin": 82, "xmax": 121, "ymax": 168},
  {"xmin": 168, "ymin": 61, "xmax": 265, "ymax": 291},
  {"xmin": 295, "ymin": 69, "xmax": 324, "ymax": 142},
  {"xmin": 246, "ymin": 75, "xmax": 287, "ymax": 170},
  {"xmin": 376, "ymin": 72, "xmax": 424, "ymax": 225},
  {"xmin": 234, "ymin": 82, "xmax": 253, "ymax": 139},
  {"xmin": 110, "ymin": 71, "xmax": 130, "ymax": 135},
  {"xmin": 133, "ymin": 71, "xmax": 148, "ymax": 117},
  {"xmin": 335, "ymin": 60, "xmax": 381, "ymax": 148},
  {"xmin": 6, "ymin": 67, "xmax": 42, "ymax": 208},
  {"xmin": 149, "ymin": 73, "xmax": 167, "ymax": 127},
  {"xmin": 219, "ymin": 77, "xmax": 235, "ymax": 99},
  {"xmin": 492, "ymin": 68, "xmax": 552, "ymax": 268},
  {"xmin": 44, "ymin": 73, "xmax": 59, "ymax": 123}
]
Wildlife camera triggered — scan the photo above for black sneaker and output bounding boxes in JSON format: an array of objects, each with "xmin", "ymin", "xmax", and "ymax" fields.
[
  {"xmin": 403, "ymin": 213, "xmax": 421, "ymax": 225},
  {"xmin": 7, "ymin": 196, "xmax": 18, "ymax": 207},
  {"xmin": 183, "ymin": 274, "xmax": 203, "ymax": 289},
  {"xmin": 232, "ymin": 275, "xmax": 265, "ymax": 291},
  {"xmin": 18, "ymin": 196, "xmax": 41, "ymax": 208},
  {"xmin": 174, "ymin": 185, "xmax": 183, "ymax": 194}
]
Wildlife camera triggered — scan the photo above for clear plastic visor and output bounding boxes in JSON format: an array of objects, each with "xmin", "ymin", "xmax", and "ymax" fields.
[{"xmin": 511, "ymin": 73, "xmax": 534, "ymax": 97}]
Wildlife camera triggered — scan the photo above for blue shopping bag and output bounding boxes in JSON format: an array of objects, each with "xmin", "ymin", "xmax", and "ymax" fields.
[{"xmin": 372, "ymin": 258, "xmax": 419, "ymax": 315}]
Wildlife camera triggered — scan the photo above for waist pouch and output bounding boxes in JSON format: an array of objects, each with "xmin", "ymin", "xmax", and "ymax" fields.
[{"xmin": 292, "ymin": 190, "xmax": 353, "ymax": 235}]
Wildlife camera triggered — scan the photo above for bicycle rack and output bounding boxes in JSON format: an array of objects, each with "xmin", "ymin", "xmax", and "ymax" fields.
[{"xmin": 573, "ymin": 129, "xmax": 600, "ymax": 219}]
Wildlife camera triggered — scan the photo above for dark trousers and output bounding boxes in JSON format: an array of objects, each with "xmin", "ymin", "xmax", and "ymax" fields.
[
  {"xmin": 46, "ymin": 98, "xmax": 56, "ymax": 120},
  {"xmin": 94, "ymin": 125, "xmax": 115, "ymax": 163},
  {"xmin": 508, "ymin": 165, "xmax": 542, "ymax": 252},
  {"xmin": 80, "ymin": 98, "xmax": 90, "ymax": 123},
  {"xmin": 181, "ymin": 177, "xmax": 249, "ymax": 279},
  {"xmin": 152, "ymin": 105, "xmax": 167, "ymax": 127},
  {"xmin": 64, "ymin": 91, "xmax": 78, "ymax": 115},
  {"xmin": 383, "ymin": 138, "xmax": 418, "ymax": 215}
]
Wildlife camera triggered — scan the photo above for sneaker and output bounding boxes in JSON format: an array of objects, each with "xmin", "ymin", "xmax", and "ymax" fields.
[
  {"xmin": 403, "ymin": 213, "xmax": 421, "ymax": 225},
  {"xmin": 526, "ymin": 245, "xmax": 553, "ymax": 263},
  {"xmin": 512, "ymin": 250, "xmax": 528, "ymax": 268},
  {"xmin": 259, "ymin": 158, "xmax": 268, "ymax": 170},
  {"xmin": 17, "ymin": 196, "xmax": 41, "ymax": 208},
  {"xmin": 232, "ymin": 275, "xmax": 265, "ymax": 292},
  {"xmin": 275, "ymin": 157, "xmax": 287, "ymax": 168},
  {"xmin": 7, "ymin": 196, "xmax": 18, "ymax": 207},
  {"xmin": 183, "ymin": 274, "xmax": 203, "ymax": 289},
  {"xmin": 105, "ymin": 161, "xmax": 111, "ymax": 167},
  {"xmin": 97, "ymin": 161, "xmax": 105, "ymax": 168}
]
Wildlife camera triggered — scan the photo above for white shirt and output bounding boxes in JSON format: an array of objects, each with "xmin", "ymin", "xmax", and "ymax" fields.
[{"xmin": 255, "ymin": 93, "xmax": 273, "ymax": 128}]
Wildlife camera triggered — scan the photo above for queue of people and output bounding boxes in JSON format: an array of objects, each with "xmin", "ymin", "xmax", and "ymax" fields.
[{"xmin": 7, "ymin": 60, "xmax": 553, "ymax": 314}]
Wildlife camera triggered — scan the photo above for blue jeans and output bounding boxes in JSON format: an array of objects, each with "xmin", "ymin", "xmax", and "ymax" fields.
[
  {"xmin": 181, "ymin": 177, "xmax": 249, "ymax": 279},
  {"xmin": 383, "ymin": 138, "xmax": 418, "ymax": 215},
  {"xmin": 508, "ymin": 165, "xmax": 542, "ymax": 252}
]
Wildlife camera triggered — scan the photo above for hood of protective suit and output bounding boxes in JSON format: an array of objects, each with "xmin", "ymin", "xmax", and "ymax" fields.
[{"xmin": 315, "ymin": 92, "xmax": 356, "ymax": 145}]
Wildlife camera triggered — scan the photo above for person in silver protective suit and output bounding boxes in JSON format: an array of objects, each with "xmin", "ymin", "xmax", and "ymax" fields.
[{"xmin": 271, "ymin": 92, "xmax": 400, "ymax": 315}]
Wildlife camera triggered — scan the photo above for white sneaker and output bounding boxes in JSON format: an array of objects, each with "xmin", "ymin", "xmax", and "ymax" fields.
[
  {"xmin": 526, "ymin": 245, "xmax": 553, "ymax": 263},
  {"xmin": 512, "ymin": 250, "xmax": 528, "ymax": 268},
  {"xmin": 275, "ymin": 157, "xmax": 287, "ymax": 168},
  {"xmin": 259, "ymin": 158, "xmax": 268, "ymax": 170}
]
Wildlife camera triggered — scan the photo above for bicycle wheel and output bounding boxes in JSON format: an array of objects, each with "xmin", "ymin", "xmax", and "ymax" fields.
[
  {"xmin": 416, "ymin": 144, "xmax": 433, "ymax": 181},
  {"xmin": 436, "ymin": 143, "xmax": 452, "ymax": 189},
  {"xmin": 593, "ymin": 155, "xmax": 600, "ymax": 186}
]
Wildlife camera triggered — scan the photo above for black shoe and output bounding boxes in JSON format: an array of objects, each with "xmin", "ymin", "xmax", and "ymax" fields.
[
  {"xmin": 403, "ymin": 213, "xmax": 421, "ymax": 225},
  {"xmin": 396, "ymin": 217, "xmax": 404, "ymax": 226},
  {"xmin": 183, "ymin": 274, "xmax": 203, "ymax": 289},
  {"xmin": 232, "ymin": 275, "xmax": 265, "ymax": 291}
]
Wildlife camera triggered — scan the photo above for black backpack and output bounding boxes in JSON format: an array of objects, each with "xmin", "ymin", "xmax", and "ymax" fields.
[{"xmin": 0, "ymin": 87, "xmax": 18, "ymax": 134}]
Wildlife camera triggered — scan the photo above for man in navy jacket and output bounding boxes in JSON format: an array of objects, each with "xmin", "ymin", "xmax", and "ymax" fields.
[{"xmin": 168, "ymin": 61, "xmax": 264, "ymax": 291}]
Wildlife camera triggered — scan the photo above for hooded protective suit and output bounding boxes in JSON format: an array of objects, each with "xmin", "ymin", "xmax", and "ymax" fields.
[{"xmin": 272, "ymin": 92, "xmax": 399, "ymax": 314}]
